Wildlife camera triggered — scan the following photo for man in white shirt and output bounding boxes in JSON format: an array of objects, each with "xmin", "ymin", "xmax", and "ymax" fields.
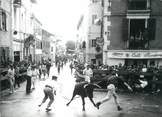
[
  {"xmin": 38, "ymin": 76, "xmax": 58, "ymax": 111},
  {"xmin": 83, "ymin": 65, "xmax": 93, "ymax": 83}
]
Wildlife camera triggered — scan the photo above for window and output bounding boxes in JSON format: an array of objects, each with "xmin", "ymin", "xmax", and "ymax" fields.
[
  {"xmin": 107, "ymin": 16, "xmax": 110, "ymax": 21},
  {"xmin": 92, "ymin": 0, "xmax": 98, "ymax": 3},
  {"xmin": 92, "ymin": 15, "xmax": 97, "ymax": 24},
  {"xmin": 0, "ymin": 10, "xmax": 7, "ymax": 31},
  {"xmin": 51, "ymin": 47, "xmax": 53, "ymax": 52},
  {"xmin": 108, "ymin": 0, "xmax": 111, "ymax": 8},
  {"xmin": 105, "ymin": 31, "xmax": 110, "ymax": 37},
  {"xmin": 92, "ymin": 39, "xmax": 96, "ymax": 47},
  {"xmin": 128, "ymin": 0, "xmax": 147, "ymax": 10}
]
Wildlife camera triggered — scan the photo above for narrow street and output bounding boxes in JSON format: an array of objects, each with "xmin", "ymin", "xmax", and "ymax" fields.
[{"xmin": 0, "ymin": 63, "xmax": 162, "ymax": 117}]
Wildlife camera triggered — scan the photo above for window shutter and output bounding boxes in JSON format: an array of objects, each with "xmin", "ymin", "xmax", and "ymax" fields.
[
  {"xmin": 122, "ymin": 18, "xmax": 129, "ymax": 41},
  {"xmin": 0, "ymin": 10, "xmax": 2, "ymax": 30},
  {"xmin": 89, "ymin": 39, "xmax": 92, "ymax": 48},
  {"xmin": 148, "ymin": 18, "xmax": 156, "ymax": 40},
  {"xmin": 82, "ymin": 41, "xmax": 86, "ymax": 48}
]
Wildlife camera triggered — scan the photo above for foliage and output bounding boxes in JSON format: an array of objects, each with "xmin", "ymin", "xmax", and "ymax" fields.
[{"xmin": 65, "ymin": 40, "xmax": 75, "ymax": 53}]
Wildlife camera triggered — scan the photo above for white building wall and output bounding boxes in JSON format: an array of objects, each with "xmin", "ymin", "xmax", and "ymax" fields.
[{"xmin": 12, "ymin": 0, "xmax": 36, "ymax": 61}]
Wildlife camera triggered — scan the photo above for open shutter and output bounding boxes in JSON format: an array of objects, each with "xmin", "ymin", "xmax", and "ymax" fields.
[
  {"xmin": 89, "ymin": 39, "xmax": 91, "ymax": 48},
  {"xmin": 122, "ymin": 18, "xmax": 129, "ymax": 41},
  {"xmin": 148, "ymin": 18, "xmax": 156, "ymax": 40},
  {"xmin": 0, "ymin": 10, "xmax": 2, "ymax": 30}
]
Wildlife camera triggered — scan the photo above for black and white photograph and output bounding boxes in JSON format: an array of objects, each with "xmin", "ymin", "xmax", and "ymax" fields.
[{"xmin": 0, "ymin": 0, "xmax": 162, "ymax": 117}]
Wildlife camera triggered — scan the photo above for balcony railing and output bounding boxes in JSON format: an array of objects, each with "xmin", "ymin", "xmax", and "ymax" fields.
[{"xmin": 128, "ymin": 1, "xmax": 148, "ymax": 10}]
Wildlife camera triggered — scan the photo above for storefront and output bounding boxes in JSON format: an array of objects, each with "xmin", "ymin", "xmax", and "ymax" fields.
[
  {"xmin": 0, "ymin": 47, "xmax": 9, "ymax": 66},
  {"xmin": 14, "ymin": 51, "xmax": 20, "ymax": 62},
  {"xmin": 106, "ymin": 50, "xmax": 162, "ymax": 67}
]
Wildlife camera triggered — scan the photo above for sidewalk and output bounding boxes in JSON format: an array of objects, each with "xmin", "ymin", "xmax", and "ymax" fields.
[{"xmin": 0, "ymin": 80, "xmax": 26, "ymax": 98}]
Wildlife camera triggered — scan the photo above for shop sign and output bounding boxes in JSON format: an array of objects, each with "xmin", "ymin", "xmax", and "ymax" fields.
[{"xmin": 108, "ymin": 51, "xmax": 162, "ymax": 59}]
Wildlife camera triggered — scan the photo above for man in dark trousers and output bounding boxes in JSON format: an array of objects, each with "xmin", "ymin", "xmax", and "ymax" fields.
[
  {"xmin": 46, "ymin": 59, "xmax": 51, "ymax": 77},
  {"xmin": 26, "ymin": 65, "xmax": 32, "ymax": 94}
]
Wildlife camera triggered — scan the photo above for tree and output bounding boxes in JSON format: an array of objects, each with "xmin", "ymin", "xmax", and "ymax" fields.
[{"xmin": 65, "ymin": 40, "xmax": 75, "ymax": 54}]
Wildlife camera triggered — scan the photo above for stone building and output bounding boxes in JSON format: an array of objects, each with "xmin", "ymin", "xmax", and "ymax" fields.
[
  {"xmin": 0, "ymin": 0, "xmax": 12, "ymax": 67},
  {"xmin": 102, "ymin": 0, "xmax": 162, "ymax": 67}
]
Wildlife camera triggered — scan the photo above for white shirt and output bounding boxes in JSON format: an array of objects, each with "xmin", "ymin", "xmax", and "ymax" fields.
[
  {"xmin": 83, "ymin": 68, "xmax": 93, "ymax": 82},
  {"xmin": 8, "ymin": 68, "xmax": 15, "ymax": 79},
  {"xmin": 45, "ymin": 79, "xmax": 58, "ymax": 91}
]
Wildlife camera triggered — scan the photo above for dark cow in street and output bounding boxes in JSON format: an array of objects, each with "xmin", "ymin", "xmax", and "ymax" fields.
[{"xmin": 66, "ymin": 82, "xmax": 101, "ymax": 111}]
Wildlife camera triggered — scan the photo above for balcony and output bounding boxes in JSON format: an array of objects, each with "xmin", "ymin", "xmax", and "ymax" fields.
[{"xmin": 127, "ymin": 0, "xmax": 150, "ymax": 18}]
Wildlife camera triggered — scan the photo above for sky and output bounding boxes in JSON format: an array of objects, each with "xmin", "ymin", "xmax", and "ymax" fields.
[{"xmin": 33, "ymin": 0, "xmax": 88, "ymax": 42}]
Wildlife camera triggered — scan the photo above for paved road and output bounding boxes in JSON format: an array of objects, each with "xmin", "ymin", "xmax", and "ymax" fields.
[{"xmin": 0, "ymin": 63, "xmax": 162, "ymax": 117}]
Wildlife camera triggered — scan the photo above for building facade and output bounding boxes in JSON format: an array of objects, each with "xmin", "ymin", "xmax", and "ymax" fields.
[
  {"xmin": 42, "ymin": 29, "xmax": 52, "ymax": 61},
  {"xmin": 102, "ymin": 0, "xmax": 162, "ymax": 67},
  {"xmin": 86, "ymin": 0, "xmax": 103, "ymax": 65},
  {"xmin": 12, "ymin": 0, "xmax": 37, "ymax": 63},
  {"xmin": 31, "ymin": 14, "xmax": 42, "ymax": 63},
  {"xmin": 0, "ymin": 0, "xmax": 12, "ymax": 67},
  {"xmin": 76, "ymin": 15, "xmax": 87, "ymax": 63}
]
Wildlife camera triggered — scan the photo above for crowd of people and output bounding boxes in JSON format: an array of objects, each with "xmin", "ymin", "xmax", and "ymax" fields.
[
  {"xmin": 2, "ymin": 57, "xmax": 162, "ymax": 112},
  {"xmin": 70, "ymin": 61, "xmax": 162, "ymax": 95},
  {"xmin": 4, "ymin": 59, "xmax": 52, "ymax": 94}
]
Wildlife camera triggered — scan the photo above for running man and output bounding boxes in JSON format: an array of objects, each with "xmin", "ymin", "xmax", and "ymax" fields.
[
  {"xmin": 96, "ymin": 71, "xmax": 133, "ymax": 111},
  {"xmin": 38, "ymin": 76, "xmax": 58, "ymax": 111}
]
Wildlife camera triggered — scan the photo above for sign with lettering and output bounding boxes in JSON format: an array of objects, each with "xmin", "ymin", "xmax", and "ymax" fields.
[{"xmin": 107, "ymin": 50, "xmax": 162, "ymax": 59}]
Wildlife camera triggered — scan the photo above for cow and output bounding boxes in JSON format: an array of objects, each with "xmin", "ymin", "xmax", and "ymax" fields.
[{"xmin": 66, "ymin": 82, "xmax": 101, "ymax": 111}]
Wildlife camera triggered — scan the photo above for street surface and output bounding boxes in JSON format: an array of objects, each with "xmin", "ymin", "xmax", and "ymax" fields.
[{"xmin": 0, "ymin": 63, "xmax": 162, "ymax": 117}]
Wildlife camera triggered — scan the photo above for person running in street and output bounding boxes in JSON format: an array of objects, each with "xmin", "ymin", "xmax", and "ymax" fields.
[
  {"xmin": 46, "ymin": 59, "xmax": 52, "ymax": 77},
  {"xmin": 38, "ymin": 76, "xmax": 58, "ymax": 111},
  {"xmin": 95, "ymin": 70, "xmax": 133, "ymax": 111}
]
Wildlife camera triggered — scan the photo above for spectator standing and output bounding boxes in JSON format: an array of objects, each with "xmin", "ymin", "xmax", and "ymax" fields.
[
  {"xmin": 83, "ymin": 64, "xmax": 93, "ymax": 83},
  {"xmin": 70, "ymin": 62, "xmax": 73, "ymax": 74},
  {"xmin": 7, "ymin": 65, "xmax": 15, "ymax": 94},
  {"xmin": 31, "ymin": 65, "xmax": 38, "ymax": 89},
  {"xmin": 26, "ymin": 65, "xmax": 32, "ymax": 93},
  {"xmin": 14, "ymin": 64, "xmax": 20, "ymax": 88}
]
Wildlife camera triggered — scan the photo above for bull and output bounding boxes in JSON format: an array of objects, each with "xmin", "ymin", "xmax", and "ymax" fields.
[{"xmin": 66, "ymin": 82, "xmax": 101, "ymax": 111}]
